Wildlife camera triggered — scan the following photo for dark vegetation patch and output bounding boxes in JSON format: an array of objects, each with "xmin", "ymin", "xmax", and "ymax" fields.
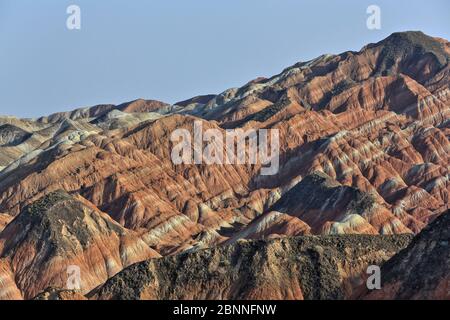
[
  {"xmin": 93, "ymin": 233, "xmax": 412, "ymax": 300},
  {"xmin": 372, "ymin": 31, "xmax": 449, "ymax": 79}
]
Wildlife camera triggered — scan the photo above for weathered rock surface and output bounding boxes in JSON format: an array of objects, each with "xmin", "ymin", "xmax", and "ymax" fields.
[
  {"xmin": 0, "ymin": 31, "xmax": 448, "ymax": 300},
  {"xmin": 33, "ymin": 287, "xmax": 87, "ymax": 300},
  {"xmin": 361, "ymin": 210, "xmax": 450, "ymax": 299},
  {"xmin": 92, "ymin": 234, "xmax": 412, "ymax": 300},
  {"xmin": 0, "ymin": 213, "xmax": 11, "ymax": 233},
  {"xmin": 0, "ymin": 191, "xmax": 159, "ymax": 299}
]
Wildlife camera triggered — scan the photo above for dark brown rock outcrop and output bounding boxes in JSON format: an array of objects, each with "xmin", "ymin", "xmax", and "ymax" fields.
[{"xmin": 92, "ymin": 234, "xmax": 412, "ymax": 300}]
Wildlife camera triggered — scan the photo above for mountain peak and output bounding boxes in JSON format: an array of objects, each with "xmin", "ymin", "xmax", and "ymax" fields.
[
  {"xmin": 369, "ymin": 31, "xmax": 449, "ymax": 77},
  {"xmin": 0, "ymin": 191, "xmax": 159, "ymax": 299},
  {"xmin": 0, "ymin": 124, "xmax": 31, "ymax": 147},
  {"xmin": 0, "ymin": 29, "xmax": 448, "ymax": 300},
  {"xmin": 1, "ymin": 190, "xmax": 123, "ymax": 257}
]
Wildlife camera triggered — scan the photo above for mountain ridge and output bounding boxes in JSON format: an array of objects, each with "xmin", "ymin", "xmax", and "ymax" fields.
[{"xmin": 0, "ymin": 31, "xmax": 448, "ymax": 300}]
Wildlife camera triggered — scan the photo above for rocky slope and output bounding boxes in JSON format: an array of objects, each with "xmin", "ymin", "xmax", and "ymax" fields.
[
  {"xmin": 33, "ymin": 288, "xmax": 87, "ymax": 300},
  {"xmin": 0, "ymin": 31, "xmax": 448, "ymax": 299},
  {"xmin": 0, "ymin": 190, "xmax": 159, "ymax": 299},
  {"xmin": 0, "ymin": 213, "xmax": 11, "ymax": 233},
  {"xmin": 92, "ymin": 234, "xmax": 412, "ymax": 300},
  {"xmin": 362, "ymin": 210, "xmax": 450, "ymax": 299}
]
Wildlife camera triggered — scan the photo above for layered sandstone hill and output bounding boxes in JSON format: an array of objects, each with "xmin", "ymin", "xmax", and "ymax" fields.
[
  {"xmin": 0, "ymin": 31, "xmax": 448, "ymax": 299},
  {"xmin": 0, "ymin": 190, "xmax": 159, "ymax": 299},
  {"xmin": 361, "ymin": 210, "xmax": 450, "ymax": 299},
  {"xmin": 226, "ymin": 172, "xmax": 409, "ymax": 244},
  {"xmin": 92, "ymin": 234, "xmax": 412, "ymax": 300}
]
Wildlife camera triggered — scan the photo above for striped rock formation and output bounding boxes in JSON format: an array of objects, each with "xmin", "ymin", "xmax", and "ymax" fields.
[
  {"xmin": 0, "ymin": 191, "xmax": 159, "ymax": 299},
  {"xmin": 0, "ymin": 31, "xmax": 448, "ymax": 299}
]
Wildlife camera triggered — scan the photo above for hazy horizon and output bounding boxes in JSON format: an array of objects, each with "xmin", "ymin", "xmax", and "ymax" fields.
[{"xmin": 0, "ymin": 0, "xmax": 449, "ymax": 118}]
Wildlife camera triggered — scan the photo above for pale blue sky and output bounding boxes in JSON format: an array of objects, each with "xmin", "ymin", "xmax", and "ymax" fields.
[{"xmin": 0, "ymin": 0, "xmax": 449, "ymax": 118}]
